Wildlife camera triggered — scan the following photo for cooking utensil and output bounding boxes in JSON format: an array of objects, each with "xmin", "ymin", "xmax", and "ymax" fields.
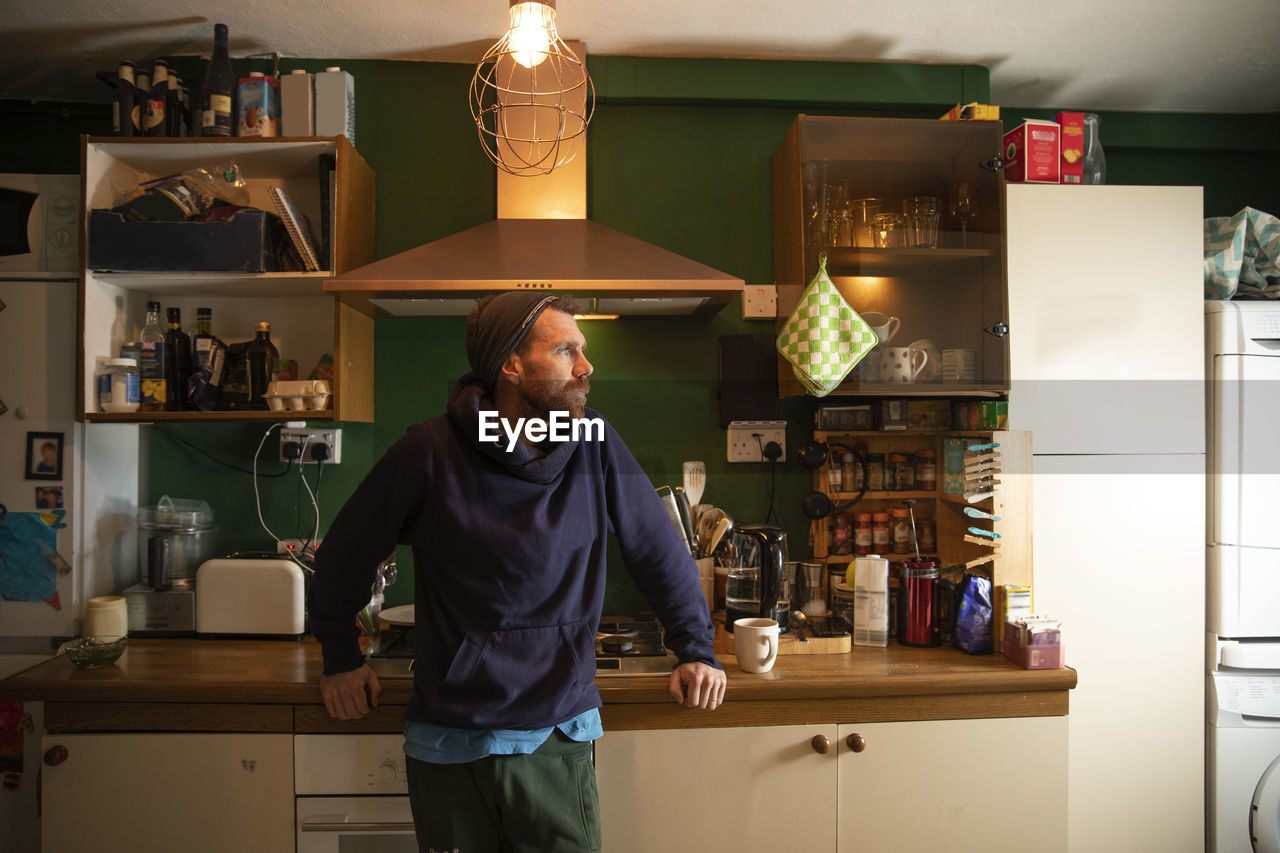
[
  {"xmin": 789, "ymin": 609, "xmax": 809, "ymax": 642},
  {"xmin": 656, "ymin": 486, "xmax": 691, "ymax": 552},
  {"xmin": 697, "ymin": 507, "xmax": 724, "ymax": 557},
  {"xmin": 377, "ymin": 604, "xmax": 415, "ymax": 627},
  {"xmin": 674, "ymin": 486, "xmax": 697, "ymax": 555},
  {"xmin": 707, "ymin": 516, "xmax": 732, "ymax": 557},
  {"xmin": 682, "ymin": 461, "xmax": 706, "ymax": 506}
]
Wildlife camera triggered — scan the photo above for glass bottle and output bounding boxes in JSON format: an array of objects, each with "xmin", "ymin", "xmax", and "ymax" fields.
[
  {"xmin": 163, "ymin": 307, "xmax": 192, "ymax": 410},
  {"xmin": 189, "ymin": 308, "xmax": 227, "ymax": 411},
  {"xmin": 138, "ymin": 301, "xmax": 166, "ymax": 412},
  {"xmin": 246, "ymin": 321, "xmax": 279, "ymax": 409},
  {"xmin": 113, "ymin": 61, "xmax": 135, "ymax": 137},
  {"xmin": 132, "ymin": 68, "xmax": 151, "ymax": 136},
  {"xmin": 145, "ymin": 61, "xmax": 168, "ymax": 137},
  {"xmin": 201, "ymin": 24, "xmax": 236, "ymax": 137},
  {"xmin": 1082, "ymin": 113, "xmax": 1107, "ymax": 185},
  {"xmin": 166, "ymin": 71, "xmax": 183, "ymax": 137}
]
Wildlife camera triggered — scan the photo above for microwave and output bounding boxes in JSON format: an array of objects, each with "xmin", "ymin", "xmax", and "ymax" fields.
[{"xmin": 0, "ymin": 173, "xmax": 79, "ymax": 278}]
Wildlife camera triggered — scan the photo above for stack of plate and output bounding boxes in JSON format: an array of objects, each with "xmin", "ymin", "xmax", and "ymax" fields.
[{"xmin": 943, "ymin": 349, "xmax": 978, "ymax": 383}]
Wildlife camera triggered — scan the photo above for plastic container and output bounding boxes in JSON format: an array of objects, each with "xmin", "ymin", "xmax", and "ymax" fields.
[{"xmin": 97, "ymin": 357, "xmax": 141, "ymax": 413}]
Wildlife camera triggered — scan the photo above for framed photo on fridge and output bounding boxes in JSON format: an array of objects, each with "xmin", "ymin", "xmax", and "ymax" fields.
[{"xmin": 25, "ymin": 431, "xmax": 63, "ymax": 481}]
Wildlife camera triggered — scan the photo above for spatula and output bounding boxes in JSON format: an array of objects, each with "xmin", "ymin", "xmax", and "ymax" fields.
[{"xmin": 682, "ymin": 461, "xmax": 706, "ymax": 506}]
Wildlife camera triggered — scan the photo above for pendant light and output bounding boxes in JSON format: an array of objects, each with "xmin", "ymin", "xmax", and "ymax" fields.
[{"xmin": 469, "ymin": 0, "xmax": 595, "ymax": 177}]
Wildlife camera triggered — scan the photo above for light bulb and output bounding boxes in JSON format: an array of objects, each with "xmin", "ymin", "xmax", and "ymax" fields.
[{"xmin": 507, "ymin": 1, "xmax": 556, "ymax": 68}]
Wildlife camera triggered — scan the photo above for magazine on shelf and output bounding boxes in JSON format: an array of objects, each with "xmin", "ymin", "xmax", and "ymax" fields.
[{"xmin": 268, "ymin": 186, "xmax": 321, "ymax": 271}]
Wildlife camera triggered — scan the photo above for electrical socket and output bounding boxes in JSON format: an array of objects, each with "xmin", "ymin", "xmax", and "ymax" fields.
[
  {"xmin": 279, "ymin": 427, "xmax": 343, "ymax": 464},
  {"xmin": 727, "ymin": 420, "xmax": 787, "ymax": 463},
  {"xmin": 277, "ymin": 538, "xmax": 321, "ymax": 556},
  {"xmin": 741, "ymin": 284, "xmax": 777, "ymax": 319}
]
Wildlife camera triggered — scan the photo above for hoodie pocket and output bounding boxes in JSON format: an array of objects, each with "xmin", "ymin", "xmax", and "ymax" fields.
[{"xmin": 440, "ymin": 619, "xmax": 597, "ymax": 724}]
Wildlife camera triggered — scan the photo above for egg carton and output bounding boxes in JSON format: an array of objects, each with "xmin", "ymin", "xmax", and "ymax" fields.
[{"xmin": 265, "ymin": 379, "xmax": 330, "ymax": 412}]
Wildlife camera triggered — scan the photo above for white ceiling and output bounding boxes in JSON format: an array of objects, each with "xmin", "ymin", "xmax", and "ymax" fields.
[{"xmin": 2, "ymin": 0, "xmax": 1278, "ymax": 113}]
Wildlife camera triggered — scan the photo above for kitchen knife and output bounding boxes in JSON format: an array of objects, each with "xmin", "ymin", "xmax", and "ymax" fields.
[
  {"xmin": 674, "ymin": 486, "xmax": 697, "ymax": 556},
  {"xmin": 656, "ymin": 486, "xmax": 691, "ymax": 552}
]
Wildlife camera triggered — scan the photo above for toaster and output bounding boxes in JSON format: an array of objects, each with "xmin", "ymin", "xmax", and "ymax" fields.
[{"xmin": 195, "ymin": 556, "xmax": 306, "ymax": 638}]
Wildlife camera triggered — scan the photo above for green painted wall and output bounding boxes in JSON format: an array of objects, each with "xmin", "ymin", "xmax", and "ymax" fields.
[{"xmin": 3, "ymin": 57, "xmax": 1277, "ymax": 613}]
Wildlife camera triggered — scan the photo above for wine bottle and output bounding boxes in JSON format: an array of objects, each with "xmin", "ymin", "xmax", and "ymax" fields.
[
  {"xmin": 163, "ymin": 307, "xmax": 192, "ymax": 411},
  {"xmin": 145, "ymin": 61, "xmax": 168, "ymax": 137},
  {"xmin": 246, "ymin": 321, "xmax": 279, "ymax": 410},
  {"xmin": 138, "ymin": 301, "xmax": 167, "ymax": 412},
  {"xmin": 132, "ymin": 68, "xmax": 151, "ymax": 136},
  {"xmin": 112, "ymin": 61, "xmax": 135, "ymax": 137},
  {"xmin": 201, "ymin": 24, "xmax": 235, "ymax": 137},
  {"xmin": 188, "ymin": 307, "xmax": 228, "ymax": 411},
  {"xmin": 166, "ymin": 72, "xmax": 183, "ymax": 137}
]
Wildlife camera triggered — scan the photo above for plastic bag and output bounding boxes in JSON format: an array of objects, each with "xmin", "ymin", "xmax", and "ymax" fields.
[
  {"xmin": 112, "ymin": 160, "xmax": 251, "ymax": 222},
  {"xmin": 952, "ymin": 573, "xmax": 993, "ymax": 655}
]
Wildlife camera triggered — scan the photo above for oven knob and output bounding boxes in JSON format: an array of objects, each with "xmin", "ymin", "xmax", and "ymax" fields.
[{"xmin": 377, "ymin": 760, "xmax": 399, "ymax": 782}]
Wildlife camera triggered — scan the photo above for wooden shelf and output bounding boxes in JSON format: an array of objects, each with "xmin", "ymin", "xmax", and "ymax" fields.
[
  {"xmin": 84, "ymin": 409, "xmax": 334, "ymax": 424},
  {"xmin": 821, "ymin": 552, "xmax": 939, "ymax": 563},
  {"xmin": 815, "ymin": 246, "xmax": 996, "ymax": 277},
  {"xmin": 90, "ymin": 271, "xmax": 333, "ymax": 297},
  {"xmin": 830, "ymin": 490, "xmax": 935, "ymax": 501}
]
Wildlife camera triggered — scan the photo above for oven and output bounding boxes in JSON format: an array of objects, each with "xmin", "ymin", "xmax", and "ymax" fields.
[{"xmin": 295, "ymin": 734, "xmax": 415, "ymax": 852}]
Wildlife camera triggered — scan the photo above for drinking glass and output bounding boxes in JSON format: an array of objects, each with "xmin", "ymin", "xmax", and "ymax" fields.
[
  {"xmin": 802, "ymin": 160, "xmax": 829, "ymax": 244},
  {"xmin": 951, "ymin": 183, "xmax": 976, "ymax": 248},
  {"xmin": 902, "ymin": 196, "xmax": 941, "ymax": 248},
  {"xmin": 824, "ymin": 179, "xmax": 851, "ymax": 246},
  {"xmin": 870, "ymin": 212, "xmax": 907, "ymax": 248},
  {"xmin": 850, "ymin": 197, "xmax": 883, "ymax": 248}
]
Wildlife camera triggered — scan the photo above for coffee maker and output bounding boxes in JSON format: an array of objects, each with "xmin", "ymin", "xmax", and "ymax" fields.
[{"xmin": 725, "ymin": 524, "xmax": 791, "ymax": 633}]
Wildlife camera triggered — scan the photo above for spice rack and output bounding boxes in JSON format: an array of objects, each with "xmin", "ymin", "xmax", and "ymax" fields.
[{"xmin": 810, "ymin": 427, "xmax": 1032, "ymax": 591}]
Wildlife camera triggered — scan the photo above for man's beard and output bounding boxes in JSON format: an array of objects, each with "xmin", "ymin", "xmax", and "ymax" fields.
[{"xmin": 521, "ymin": 376, "xmax": 591, "ymax": 421}]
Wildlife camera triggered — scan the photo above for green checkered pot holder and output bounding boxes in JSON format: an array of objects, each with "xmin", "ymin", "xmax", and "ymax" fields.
[{"xmin": 775, "ymin": 254, "xmax": 876, "ymax": 397}]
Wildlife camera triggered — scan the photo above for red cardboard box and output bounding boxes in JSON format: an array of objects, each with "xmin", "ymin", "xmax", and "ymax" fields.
[
  {"xmin": 1055, "ymin": 111, "xmax": 1084, "ymax": 184},
  {"xmin": 1003, "ymin": 119, "xmax": 1060, "ymax": 183}
]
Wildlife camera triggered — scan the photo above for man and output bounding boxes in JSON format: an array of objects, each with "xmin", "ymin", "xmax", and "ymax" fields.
[{"xmin": 311, "ymin": 291, "xmax": 726, "ymax": 852}]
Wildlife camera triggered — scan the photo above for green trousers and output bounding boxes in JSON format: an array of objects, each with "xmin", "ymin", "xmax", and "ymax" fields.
[{"xmin": 405, "ymin": 730, "xmax": 601, "ymax": 853}]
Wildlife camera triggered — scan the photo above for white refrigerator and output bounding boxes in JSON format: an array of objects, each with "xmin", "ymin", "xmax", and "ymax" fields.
[{"xmin": 1006, "ymin": 184, "xmax": 1206, "ymax": 853}]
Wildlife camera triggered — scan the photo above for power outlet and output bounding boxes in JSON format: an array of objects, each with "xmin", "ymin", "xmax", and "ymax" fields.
[
  {"xmin": 277, "ymin": 538, "xmax": 321, "ymax": 556},
  {"xmin": 279, "ymin": 427, "xmax": 343, "ymax": 464},
  {"xmin": 741, "ymin": 284, "xmax": 777, "ymax": 319},
  {"xmin": 727, "ymin": 420, "xmax": 787, "ymax": 463}
]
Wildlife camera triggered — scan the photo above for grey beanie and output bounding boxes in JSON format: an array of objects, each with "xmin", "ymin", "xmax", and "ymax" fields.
[{"xmin": 466, "ymin": 292, "xmax": 559, "ymax": 389}]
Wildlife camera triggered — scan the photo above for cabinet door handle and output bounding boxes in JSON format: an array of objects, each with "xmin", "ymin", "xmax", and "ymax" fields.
[
  {"xmin": 846, "ymin": 733, "xmax": 867, "ymax": 753},
  {"xmin": 811, "ymin": 734, "xmax": 830, "ymax": 754},
  {"xmin": 43, "ymin": 745, "xmax": 69, "ymax": 766}
]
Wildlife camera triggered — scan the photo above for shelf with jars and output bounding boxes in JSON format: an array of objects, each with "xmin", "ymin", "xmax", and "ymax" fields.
[
  {"xmin": 77, "ymin": 136, "xmax": 376, "ymax": 422},
  {"xmin": 772, "ymin": 115, "xmax": 1009, "ymax": 399},
  {"xmin": 809, "ymin": 428, "xmax": 1032, "ymax": 595}
]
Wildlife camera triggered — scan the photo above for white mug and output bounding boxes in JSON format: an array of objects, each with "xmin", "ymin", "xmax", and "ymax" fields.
[
  {"xmin": 733, "ymin": 617, "xmax": 780, "ymax": 673},
  {"xmin": 84, "ymin": 595, "xmax": 128, "ymax": 638},
  {"xmin": 879, "ymin": 346, "xmax": 927, "ymax": 383},
  {"xmin": 859, "ymin": 312, "xmax": 900, "ymax": 347}
]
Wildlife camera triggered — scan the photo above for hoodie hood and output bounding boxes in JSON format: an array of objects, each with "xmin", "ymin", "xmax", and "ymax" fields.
[{"xmin": 447, "ymin": 373, "xmax": 581, "ymax": 485}]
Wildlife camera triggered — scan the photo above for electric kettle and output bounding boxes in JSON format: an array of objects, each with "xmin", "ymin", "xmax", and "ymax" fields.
[{"xmin": 725, "ymin": 524, "xmax": 790, "ymax": 634}]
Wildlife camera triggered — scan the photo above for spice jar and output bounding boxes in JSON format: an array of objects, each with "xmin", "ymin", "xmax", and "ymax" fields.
[
  {"xmin": 827, "ymin": 458, "xmax": 843, "ymax": 493},
  {"xmin": 854, "ymin": 512, "xmax": 873, "ymax": 555},
  {"xmin": 887, "ymin": 453, "xmax": 906, "ymax": 490},
  {"xmin": 900, "ymin": 453, "xmax": 916, "ymax": 491},
  {"xmin": 832, "ymin": 512, "xmax": 852, "ymax": 555},
  {"xmin": 918, "ymin": 518, "xmax": 937, "ymax": 553},
  {"xmin": 872, "ymin": 512, "xmax": 891, "ymax": 552},
  {"xmin": 917, "ymin": 449, "xmax": 937, "ymax": 491},
  {"xmin": 866, "ymin": 453, "xmax": 885, "ymax": 491},
  {"xmin": 891, "ymin": 507, "xmax": 912, "ymax": 553},
  {"xmin": 841, "ymin": 452, "xmax": 857, "ymax": 492}
]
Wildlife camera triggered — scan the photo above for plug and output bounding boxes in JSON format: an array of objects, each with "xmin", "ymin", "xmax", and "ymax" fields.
[
  {"xmin": 312, "ymin": 443, "xmax": 330, "ymax": 463},
  {"xmin": 282, "ymin": 441, "xmax": 303, "ymax": 462},
  {"xmin": 763, "ymin": 440, "xmax": 783, "ymax": 462}
]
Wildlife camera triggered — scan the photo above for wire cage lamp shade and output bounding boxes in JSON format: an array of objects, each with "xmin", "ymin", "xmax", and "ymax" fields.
[{"xmin": 469, "ymin": 0, "xmax": 595, "ymax": 177}]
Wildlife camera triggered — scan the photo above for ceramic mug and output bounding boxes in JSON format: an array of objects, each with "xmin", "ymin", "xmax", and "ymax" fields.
[
  {"xmin": 879, "ymin": 346, "xmax": 928, "ymax": 384},
  {"xmin": 860, "ymin": 312, "xmax": 900, "ymax": 347},
  {"xmin": 733, "ymin": 617, "xmax": 780, "ymax": 673}
]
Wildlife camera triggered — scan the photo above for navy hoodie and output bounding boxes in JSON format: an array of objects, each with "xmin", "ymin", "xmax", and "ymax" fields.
[{"xmin": 310, "ymin": 374, "xmax": 719, "ymax": 730}]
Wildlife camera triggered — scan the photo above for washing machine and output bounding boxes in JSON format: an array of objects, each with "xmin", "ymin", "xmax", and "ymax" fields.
[
  {"xmin": 1206, "ymin": 300, "xmax": 1280, "ymax": 852},
  {"xmin": 1208, "ymin": 653, "xmax": 1280, "ymax": 853}
]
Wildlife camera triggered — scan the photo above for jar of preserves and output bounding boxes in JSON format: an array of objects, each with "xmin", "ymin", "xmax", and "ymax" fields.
[
  {"xmin": 854, "ymin": 512, "xmax": 873, "ymax": 555},
  {"xmin": 917, "ymin": 449, "xmax": 937, "ymax": 491},
  {"xmin": 872, "ymin": 512, "xmax": 891, "ymax": 551},
  {"xmin": 866, "ymin": 453, "xmax": 886, "ymax": 491},
  {"xmin": 891, "ymin": 507, "xmax": 912, "ymax": 553}
]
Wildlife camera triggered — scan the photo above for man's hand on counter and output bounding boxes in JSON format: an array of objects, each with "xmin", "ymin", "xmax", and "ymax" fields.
[
  {"xmin": 668, "ymin": 662, "xmax": 726, "ymax": 711},
  {"xmin": 320, "ymin": 663, "xmax": 382, "ymax": 720}
]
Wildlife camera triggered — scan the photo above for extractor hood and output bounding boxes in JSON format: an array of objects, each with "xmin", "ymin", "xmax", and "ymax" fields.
[
  {"xmin": 324, "ymin": 83, "xmax": 744, "ymax": 318},
  {"xmin": 324, "ymin": 217, "xmax": 744, "ymax": 317}
]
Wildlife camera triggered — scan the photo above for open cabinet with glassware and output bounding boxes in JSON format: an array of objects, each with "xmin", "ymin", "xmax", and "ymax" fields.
[
  {"xmin": 77, "ymin": 136, "xmax": 376, "ymax": 423},
  {"xmin": 809, "ymin": 427, "xmax": 1032, "ymax": 596},
  {"xmin": 772, "ymin": 115, "xmax": 1008, "ymax": 399}
]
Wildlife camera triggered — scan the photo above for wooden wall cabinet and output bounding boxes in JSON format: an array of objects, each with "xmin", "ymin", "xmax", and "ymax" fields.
[
  {"xmin": 78, "ymin": 136, "xmax": 376, "ymax": 423},
  {"xmin": 772, "ymin": 115, "xmax": 1008, "ymax": 398},
  {"xmin": 811, "ymin": 428, "xmax": 1032, "ymax": 591}
]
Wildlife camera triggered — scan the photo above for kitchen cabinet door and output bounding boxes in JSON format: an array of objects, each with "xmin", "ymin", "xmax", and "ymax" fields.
[
  {"xmin": 41, "ymin": 733, "xmax": 293, "ymax": 853},
  {"xmin": 595, "ymin": 724, "xmax": 838, "ymax": 852},
  {"xmin": 836, "ymin": 717, "xmax": 1067, "ymax": 853}
]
